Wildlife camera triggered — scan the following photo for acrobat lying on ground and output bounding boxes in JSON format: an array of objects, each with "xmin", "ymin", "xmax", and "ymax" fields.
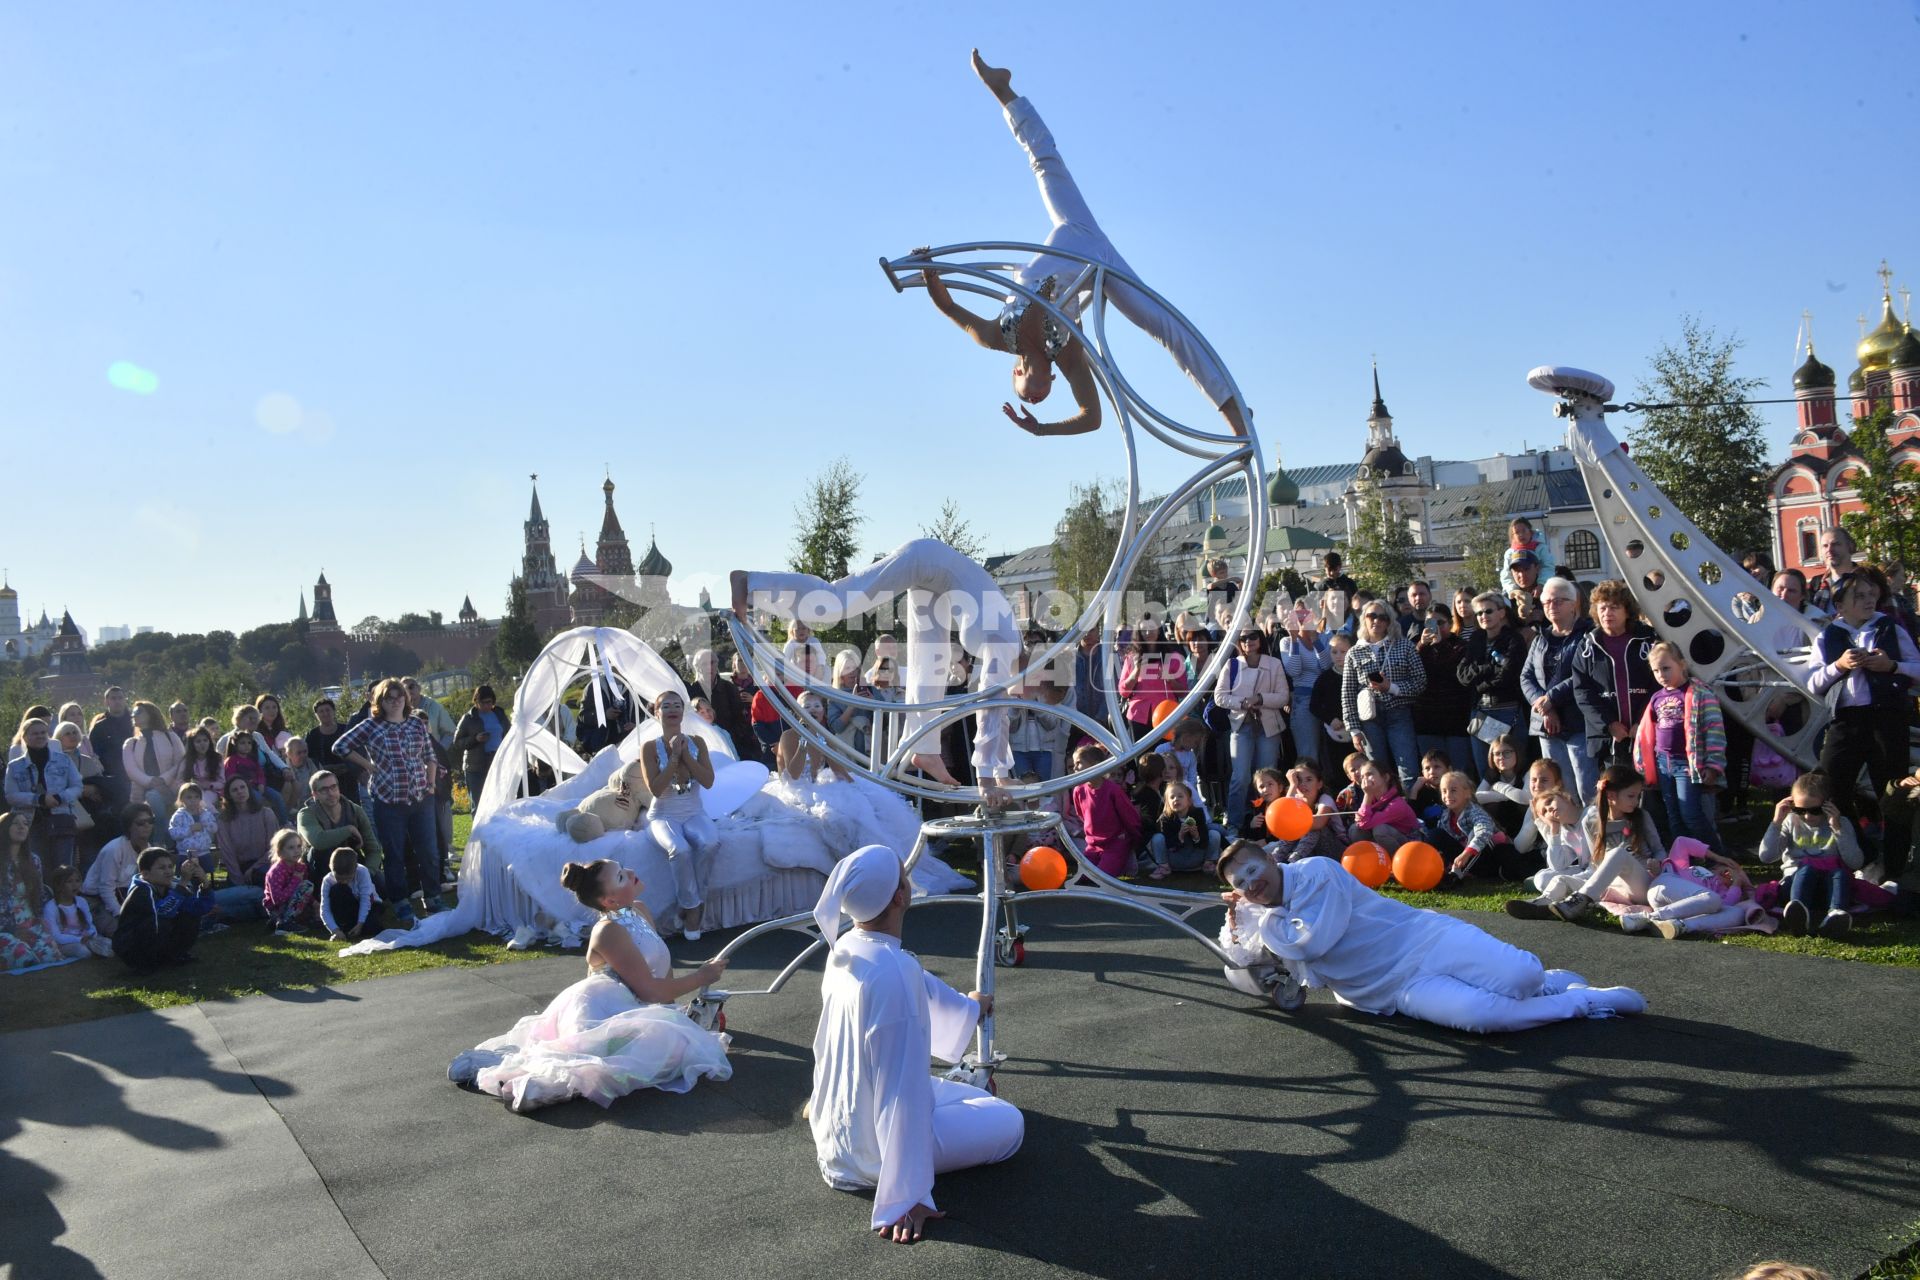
[{"xmin": 1215, "ymin": 840, "xmax": 1647, "ymax": 1033}]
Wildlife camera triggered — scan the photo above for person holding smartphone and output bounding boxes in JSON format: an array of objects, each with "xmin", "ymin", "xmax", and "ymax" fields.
[
  {"xmin": 1807, "ymin": 570, "xmax": 1919, "ymax": 890},
  {"xmin": 1340, "ymin": 604, "xmax": 1425, "ymax": 794}
]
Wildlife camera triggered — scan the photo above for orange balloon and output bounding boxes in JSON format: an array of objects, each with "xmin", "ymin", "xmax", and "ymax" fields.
[
  {"xmin": 1341, "ymin": 840, "xmax": 1391, "ymax": 889},
  {"xmin": 1264, "ymin": 796, "xmax": 1313, "ymax": 841},
  {"xmin": 1019, "ymin": 845, "xmax": 1070, "ymax": 891},
  {"xmin": 1150, "ymin": 698, "xmax": 1181, "ymax": 728},
  {"xmin": 1392, "ymin": 841, "xmax": 1446, "ymax": 892}
]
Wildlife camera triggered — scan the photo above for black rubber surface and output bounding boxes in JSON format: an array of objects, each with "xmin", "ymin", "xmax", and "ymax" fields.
[{"xmin": 4, "ymin": 898, "xmax": 1916, "ymax": 1279}]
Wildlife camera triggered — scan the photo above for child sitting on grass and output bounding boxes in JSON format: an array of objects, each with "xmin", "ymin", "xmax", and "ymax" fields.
[
  {"xmin": 1153, "ymin": 719, "xmax": 1211, "ymax": 813},
  {"xmin": 1475, "ymin": 733, "xmax": 1530, "ymax": 839},
  {"xmin": 262, "ymin": 830, "xmax": 319, "ymax": 935},
  {"xmin": 1129, "ymin": 751, "xmax": 1168, "ymax": 837},
  {"xmin": 1618, "ymin": 836, "xmax": 1758, "ymax": 940},
  {"xmin": 1506, "ymin": 765, "xmax": 1666, "ymax": 922},
  {"xmin": 1504, "ymin": 790, "xmax": 1593, "ymax": 917},
  {"xmin": 1430, "ymin": 770, "xmax": 1517, "ymax": 881},
  {"xmin": 320, "ymin": 846, "xmax": 386, "ymax": 944},
  {"xmin": 167, "ymin": 782, "xmax": 218, "ymax": 875},
  {"xmin": 1147, "ymin": 779, "xmax": 1221, "ymax": 878},
  {"xmin": 1238, "ymin": 766, "xmax": 1286, "ymax": 842},
  {"xmin": 41, "ymin": 866, "xmax": 108, "ymax": 958},
  {"xmin": 1069, "ymin": 743, "xmax": 1142, "ymax": 877},
  {"xmin": 112, "ymin": 847, "xmax": 213, "ymax": 971},
  {"xmin": 1267, "ymin": 760, "xmax": 1346, "ymax": 863},
  {"xmin": 1334, "ymin": 750, "xmax": 1367, "ymax": 815},
  {"xmin": 1759, "ymin": 773, "xmax": 1865, "ymax": 938},
  {"xmin": 1350, "ymin": 758, "xmax": 1419, "ymax": 852},
  {"xmin": 1510, "ymin": 758, "xmax": 1566, "ymax": 856},
  {"xmin": 1409, "ymin": 750, "xmax": 1449, "ymax": 824}
]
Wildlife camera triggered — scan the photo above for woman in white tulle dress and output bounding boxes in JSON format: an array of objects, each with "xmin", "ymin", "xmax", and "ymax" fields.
[{"xmin": 449, "ymin": 858, "xmax": 732, "ymax": 1112}]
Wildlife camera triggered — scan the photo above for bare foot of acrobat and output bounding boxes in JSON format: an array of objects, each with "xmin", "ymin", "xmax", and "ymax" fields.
[
  {"xmin": 971, "ymin": 50, "xmax": 1014, "ymax": 105},
  {"xmin": 911, "ymin": 752, "xmax": 962, "ymax": 786}
]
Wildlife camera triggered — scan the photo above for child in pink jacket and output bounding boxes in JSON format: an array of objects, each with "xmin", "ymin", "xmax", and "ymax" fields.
[
  {"xmin": 1350, "ymin": 757, "xmax": 1420, "ymax": 852},
  {"xmin": 1070, "ymin": 743, "xmax": 1143, "ymax": 876}
]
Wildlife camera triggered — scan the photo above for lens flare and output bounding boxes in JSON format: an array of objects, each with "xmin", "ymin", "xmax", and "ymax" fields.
[{"xmin": 107, "ymin": 362, "xmax": 159, "ymax": 395}]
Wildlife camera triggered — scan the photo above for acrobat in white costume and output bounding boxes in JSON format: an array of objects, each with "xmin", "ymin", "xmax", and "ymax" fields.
[
  {"xmin": 924, "ymin": 54, "xmax": 1245, "ymax": 437},
  {"xmin": 738, "ymin": 538, "xmax": 1019, "ymax": 784},
  {"xmin": 809, "ymin": 845, "xmax": 1024, "ymax": 1234},
  {"xmin": 1216, "ymin": 849, "xmax": 1648, "ymax": 1033}
]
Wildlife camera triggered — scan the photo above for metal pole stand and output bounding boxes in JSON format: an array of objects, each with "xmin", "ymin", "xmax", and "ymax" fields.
[{"xmin": 683, "ymin": 237, "xmax": 1277, "ymax": 1084}]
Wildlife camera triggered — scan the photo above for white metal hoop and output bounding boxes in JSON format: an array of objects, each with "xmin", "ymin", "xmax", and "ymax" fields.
[{"xmin": 730, "ymin": 243, "xmax": 1265, "ymax": 803}]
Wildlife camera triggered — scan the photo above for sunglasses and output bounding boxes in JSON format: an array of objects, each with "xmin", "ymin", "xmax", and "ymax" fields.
[
  {"xmin": 1473, "ymin": 609, "xmax": 1497, "ymax": 618},
  {"xmin": 1791, "ymin": 805, "xmax": 1826, "ymax": 817}
]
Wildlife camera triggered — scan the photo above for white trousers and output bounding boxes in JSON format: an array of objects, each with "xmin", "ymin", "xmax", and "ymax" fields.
[
  {"xmin": 1645, "ymin": 872, "xmax": 1750, "ymax": 933},
  {"xmin": 930, "ymin": 1078, "xmax": 1025, "ymax": 1174},
  {"xmin": 1577, "ymin": 844, "xmax": 1654, "ymax": 905},
  {"xmin": 1530, "ymin": 868, "xmax": 1587, "ymax": 902},
  {"xmin": 1005, "ymin": 97, "xmax": 1234, "ymax": 410},
  {"xmin": 648, "ymin": 811, "xmax": 717, "ymax": 911},
  {"xmin": 749, "ymin": 540, "xmax": 1018, "ymax": 778},
  {"xmin": 1393, "ymin": 927, "xmax": 1607, "ymax": 1034}
]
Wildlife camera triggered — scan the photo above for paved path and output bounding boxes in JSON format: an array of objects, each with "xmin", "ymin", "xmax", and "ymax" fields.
[{"xmin": 4, "ymin": 901, "xmax": 1916, "ymax": 1279}]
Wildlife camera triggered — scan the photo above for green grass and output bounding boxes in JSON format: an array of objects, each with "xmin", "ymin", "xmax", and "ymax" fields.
[
  {"xmin": 1388, "ymin": 876, "xmax": 1920, "ymax": 969},
  {"xmin": 9, "ymin": 809, "xmax": 1917, "ymax": 1037},
  {"xmin": 0, "ymin": 811, "xmax": 562, "ymax": 1034}
]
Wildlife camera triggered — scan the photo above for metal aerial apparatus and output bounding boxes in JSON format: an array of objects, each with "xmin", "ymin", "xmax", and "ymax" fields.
[
  {"xmin": 1526, "ymin": 366, "xmax": 1831, "ymax": 767},
  {"xmin": 693, "ymin": 243, "xmax": 1281, "ymax": 1085}
]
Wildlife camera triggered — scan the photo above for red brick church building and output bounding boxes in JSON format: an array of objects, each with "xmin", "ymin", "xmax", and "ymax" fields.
[{"xmin": 1768, "ymin": 266, "xmax": 1920, "ymax": 573}]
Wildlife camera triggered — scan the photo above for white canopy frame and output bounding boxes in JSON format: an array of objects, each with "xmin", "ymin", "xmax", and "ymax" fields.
[{"xmin": 344, "ymin": 627, "xmax": 730, "ymax": 953}]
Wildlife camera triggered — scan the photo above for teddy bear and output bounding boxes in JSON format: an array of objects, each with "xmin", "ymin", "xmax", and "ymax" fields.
[{"xmin": 555, "ymin": 759, "xmax": 651, "ymax": 843}]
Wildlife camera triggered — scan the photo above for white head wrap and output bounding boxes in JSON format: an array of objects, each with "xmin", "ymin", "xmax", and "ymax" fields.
[{"xmin": 814, "ymin": 844, "xmax": 904, "ymax": 945}]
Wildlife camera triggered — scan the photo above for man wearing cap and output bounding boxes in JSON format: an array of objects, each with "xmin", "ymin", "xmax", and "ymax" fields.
[{"xmin": 808, "ymin": 844, "xmax": 1024, "ymax": 1243}]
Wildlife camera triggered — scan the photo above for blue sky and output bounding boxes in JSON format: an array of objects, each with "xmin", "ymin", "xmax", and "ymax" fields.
[{"xmin": 2, "ymin": 1, "xmax": 1916, "ymax": 637}]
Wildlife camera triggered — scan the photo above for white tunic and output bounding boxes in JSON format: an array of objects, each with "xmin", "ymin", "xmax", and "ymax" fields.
[
  {"xmin": 810, "ymin": 928, "xmax": 980, "ymax": 1227},
  {"xmin": 1228, "ymin": 855, "xmax": 1475, "ymax": 1014}
]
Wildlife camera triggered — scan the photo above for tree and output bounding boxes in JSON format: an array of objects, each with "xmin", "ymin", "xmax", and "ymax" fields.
[
  {"xmin": 1627, "ymin": 317, "xmax": 1770, "ymax": 558},
  {"xmin": 1051, "ymin": 479, "xmax": 1124, "ymax": 603},
  {"xmin": 921, "ymin": 498, "xmax": 984, "ymax": 560},
  {"xmin": 1344, "ymin": 488, "xmax": 1419, "ymax": 596},
  {"xmin": 791, "ymin": 457, "xmax": 865, "ymax": 582},
  {"xmin": 491, "ymin": 578, "xmax": 542, "ymax": 673},
  {"xmin": 1840, "ymin": 405, "xmax": 1920, "ymax": 571},
  {"xmin": 790, "ymin": 458, "xmax": 865, "ymax": 644},
  {"xmin": 1454, "ymin": 504, "xmax": 1508, "ymax": 592}
]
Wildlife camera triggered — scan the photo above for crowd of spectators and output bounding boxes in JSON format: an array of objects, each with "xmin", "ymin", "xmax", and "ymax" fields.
[
  {"xmin": 6, "ymin": 517, "xmax": 1912, "ymax": 976},
  {"xmin": 0, "ymin": 676, "xmax": 504, "ymax": 973}
]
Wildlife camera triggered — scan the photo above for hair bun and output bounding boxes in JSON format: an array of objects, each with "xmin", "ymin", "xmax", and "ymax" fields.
[{"xmin": 560, "ymin": 858, "xmax": 609, "ymax": 908}]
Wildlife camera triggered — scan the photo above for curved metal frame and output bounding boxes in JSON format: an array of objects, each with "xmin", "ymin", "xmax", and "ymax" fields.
[
  {"xmin": 688, "ymin": 241, "xmax": 1272, "ymax": 1082},
  {"xmin": 1529, "ymin": 368, "xmax": 1837, "ymax": 768},
  {"xmin": 729, "ymin": 241, "xmax": 1266, "ymax": 807}
]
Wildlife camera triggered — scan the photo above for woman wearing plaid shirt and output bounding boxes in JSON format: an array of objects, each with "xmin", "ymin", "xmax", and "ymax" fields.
[
  {"xmin": 1341, "ymin": 602, "xmax": 1428, "ymax": 795},
  {"xmin": 334, "ymin": 678, "xmax": 443, "ymax": 918}
]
